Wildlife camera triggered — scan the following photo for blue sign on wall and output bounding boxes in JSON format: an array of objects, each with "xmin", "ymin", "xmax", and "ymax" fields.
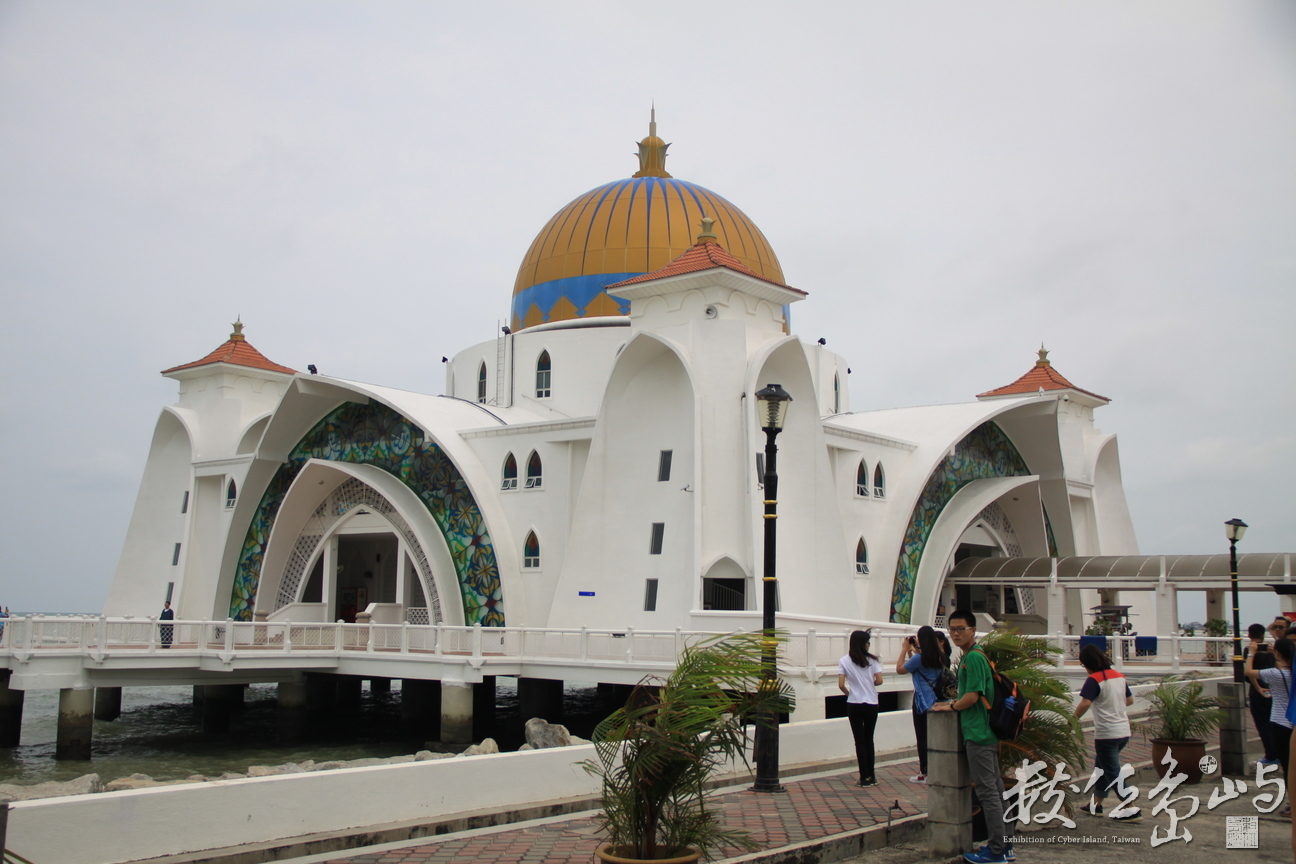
[{"xmin": 578, "ymin": 591, "xmax": 596, "ymax": 597}]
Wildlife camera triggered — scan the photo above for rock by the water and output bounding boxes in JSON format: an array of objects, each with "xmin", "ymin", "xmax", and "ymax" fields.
[
  {"xmin": 0, "ymin": 774, "xmax": 102, "ymax": 800},
  {"xmin": 524, "ymin": 717, "xmax": 573, "ymax": 749},
  {"xmin": 461, "ymin": 738, "xmax": 500, "ymax": 757},
  {"xmin": 216, "ymin": 772, "xmax": 245, "ymax": 780},
  {"xmin": 518, "ymin": 743, "xmax": 534, "ymax": 751},
  {"xmin": 247, "ymin": 762, "xmax": 306, "ymax": 777},
  {"xmin": 415, "ymin": 750, "xmax": 452, "ymax": 761}
]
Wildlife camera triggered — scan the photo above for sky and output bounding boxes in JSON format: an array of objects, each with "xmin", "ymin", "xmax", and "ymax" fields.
[{"xmin": 0, "ymin": 1, "xmax": 1292, "ymax": 622}]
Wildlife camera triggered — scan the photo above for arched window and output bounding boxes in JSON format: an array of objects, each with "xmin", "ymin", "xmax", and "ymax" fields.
[
  {"xmin": 873, "ymin": 463, "xmax": 885, "ymax": 499},
  {"xmin": 523, "ymin": 531, "xmax": 540, "ymax": 569},
  {"xmin": 535, "ymin": 351, "xmax": 551, "ymax": 398},
  {"xmin": 501, "ymin": 453, "xmax": 518, "ymax": 490},
  {"xmin": 525, "ymin": 451, "xmax": 543, "ymax": 489},
  {"xmin": 856, "ymin": 459, "xmax": 869, "ymax": 497},
  {"xmin": 225, "ymin": 479, "xmax": 238, "ymax": 509},
  {"xmin": 477, "ymin": 362, "xmax": 487, "ymax": 403},
  {"xmin": 833, "ymin": 372, "xmax": 840, "ymax": 414},
  {"xmin": 856, "ymin": 538, "xmax": 869, "ymax": 575}
]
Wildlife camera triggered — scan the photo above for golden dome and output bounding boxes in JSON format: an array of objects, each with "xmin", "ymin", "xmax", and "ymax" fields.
[{"xmin": 510, "ymin": 115, "xmax": 784, "ymax": 331}]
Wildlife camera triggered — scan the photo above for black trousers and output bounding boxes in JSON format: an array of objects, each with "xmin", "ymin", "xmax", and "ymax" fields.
[
  {"xmin": 912, "ymin": 707, "xmax": 929, "ymax": 775},
  {"xmin": 1249, "ymin": 692, "xmax": 1276, "ymax": 762},
  {"xmin": 847, "ymin": 701, "xmax": 879, "ymax": 781}
]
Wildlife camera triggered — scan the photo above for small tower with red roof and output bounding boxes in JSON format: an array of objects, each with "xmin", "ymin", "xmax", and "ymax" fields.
[{"xmin": 976, "ymin": 345, "xmax": 1109, "ymax": 409}]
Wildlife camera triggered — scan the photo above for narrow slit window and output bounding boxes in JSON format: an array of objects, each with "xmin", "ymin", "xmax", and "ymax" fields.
[
  {"xmin": 873, "ymin": 463, "xmax": 885, "ymax": 499},
  {"xmin": 477, "ymin": 362, "xmax": 488, "ymax": 403},
  {"xmin": 225, "ymin": 479, "xmax": 237, "ymax": 509},
  {"xmin": 856, "ymin": 460, "xmax": 869, "ymax": 497},
  {"xmin": 644, "ymin": 579, "xmax": 659, "ymax": 611},
  {"xmin": 172, "ymin": 543, "xmax": 182, "ymax": 566},
  {"xmin": 856, "ymin": 539, "xmax": 869, "ymax": 575},
  {"xmin": 833, "ymin": 372, "xmax": 841, "ymax": 414},
  {"xmin": 535, "ymin": 351, "xmax": 551, "ymax": 398},
  {"xmin": 525, "ymin": 451, "xmax": 543, "ymax": 488},
  {"xmin": 649, "ymin": 522, "xmax": 665, "ymax": 555},
  {"xmin": 181, "ymin": 490, "xmax": 189, "ymax": 513},
  {"xmin": 501, "ymin": 453, "xmax": 518, "ymax": 490},
  {"xmin": 658, "ymin": 450, "xmax": 673, "ymax": 482},
  {"xmin": 523, "ymin": 531, "xmax": 540, "ymax": 569}
]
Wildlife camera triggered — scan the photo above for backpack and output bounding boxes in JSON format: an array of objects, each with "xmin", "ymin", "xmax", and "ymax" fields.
[
  {"xmin": 934, "ymin": 667, "xmax": 959, "ymax": 702},
  {"xmin": 972, "ymin": 647, "xmax": 1031, "ymax": 741}
]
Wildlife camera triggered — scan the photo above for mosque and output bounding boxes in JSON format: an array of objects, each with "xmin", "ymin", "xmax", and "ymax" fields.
[{"xmin": 103, "ymin": 115, "xmax": 1147, "ymax": 643}]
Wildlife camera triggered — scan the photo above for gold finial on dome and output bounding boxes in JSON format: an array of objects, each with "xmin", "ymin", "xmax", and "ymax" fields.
[
  {"xmin": 1036, "ymin": 343, "xmax": 1050, "ymax": 367},
  {"xmin": 231, "ymin": 317, "xmax": 246, "ymax": 342},
  {"xmin": 632, "ymin": 105, "xmax": 672, "ymax": 178},
  {"xmin": 696, "ymin": 215, "xmax": 718, "ymax": 243}
]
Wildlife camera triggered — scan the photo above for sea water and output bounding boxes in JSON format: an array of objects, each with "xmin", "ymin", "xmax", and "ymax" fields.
[{"xmin": 0, "ymin": 678, "xmax": 607, "ymax": 787}]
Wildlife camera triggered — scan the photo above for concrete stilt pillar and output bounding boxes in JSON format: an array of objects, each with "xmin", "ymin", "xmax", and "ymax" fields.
[
  {"xmin": 277, "ymin": 680, "xmax": 308, "ymax": 745},
  {"xmin": 599, "ymin": 682, "xmax": 634, "ymax": 712},
  {"xmin": 200, "ymin": 684, "xmax": 238, "ymax": 734},
  {"xmin": 441, "ymin": 681, "xmax": 474, "ymax": 745},
  {"xmin": 94, "ymin": 687, "xmax": 122, "ymax": 721},
  {"xmin": 517, "ymin": 677, "xmax": 563, "ymax": 723},
  {"xmin": 0, "ymin": 670, "xmax": 25, "ymax": 747},
  {"xmin": 1217, "ymin": 682, "xmax": 1250, "ymax": 776},
  {"xmin": 401, "ymin": 679, "xmax": 440, "ymax": 739},
  {"xmin": 927, "ymin": 710, "xmax": 971, "ymax": 857},
  {"xmin": 472, "ymin": 676, "xmax": 496, "ymax": 739},
  {"xmin": 305, "ymin": 673, "xmax": 336, "ymax": 720},
  {"xmin": 369, "ymin": 677, "xmax": 391, "ymax": 694},
  {"xmin": 55, "ymin": 688, "xmax": 94, "ymax": 760},
  {"xmin": 336, "ymin": 676, "xmax": 363, "ymax": 717}
]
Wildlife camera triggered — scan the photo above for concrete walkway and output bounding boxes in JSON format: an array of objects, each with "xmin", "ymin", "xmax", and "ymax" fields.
[{"xmin": 281, "ymin": 730, "xmax": 1257, "ymax": 864}]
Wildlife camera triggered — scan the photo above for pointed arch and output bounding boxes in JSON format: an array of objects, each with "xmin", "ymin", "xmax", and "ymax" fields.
[
  {"xmin": 477, "ymin": 361, "xmax": 488, "ymax": 403},
  {"xmin": 525, "ymin": 450, "xmax": 543, "ymax": 488},
  {"xmin": 225, "ymin": 478, "xmax": 238, "ymax": 509},
  {"xmin": 501, "ymin": 453, "xmax": 518, "ymax": 490},
  {"xmin": 873, "ymin": 462, "xmax": 886, "ymax": 499},
  {"xmin": 832, "ymin": 372, "xmax": 841, "ymax": 414},
  {"xmin": 535, "ymin": 350, "xmax": 552, "ymax": 398},
  {"xmin": 523, "ymin": 530, "xmax": 541, "ymax": 569},
  {"xmin": 856, "ymin": 458, "xmax": 870, "ymax": 497},
  {"xmin": 856, "ymin": 538, "xmax": 869, "ymax": 576}
]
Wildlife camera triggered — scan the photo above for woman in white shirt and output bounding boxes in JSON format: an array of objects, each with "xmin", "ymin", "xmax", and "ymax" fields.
[
  {"xmin": 838, "ymin": 629, "xmax": 884, "ymax": 787},
  {"xmin": 1247, "ymin": 636, "xmax": 1294, "ymax": 787}
]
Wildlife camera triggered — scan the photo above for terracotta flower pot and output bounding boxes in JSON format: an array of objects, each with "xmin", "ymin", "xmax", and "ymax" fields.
[
  {"xmin": 1150, "ymin": 739, "xmax": 1207, "ymax": 784},
  {"xmin": 595, "ymin": 844, "xmax": 702, "ymax": 863}
]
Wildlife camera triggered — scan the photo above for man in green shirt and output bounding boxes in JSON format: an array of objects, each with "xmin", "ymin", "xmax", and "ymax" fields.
[{"xmin": 932, "ymin": 609, "xmax": 1015, "ymax": 863}]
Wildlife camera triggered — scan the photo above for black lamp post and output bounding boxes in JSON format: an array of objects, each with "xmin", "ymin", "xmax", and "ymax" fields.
[
  {"xmin": 752, "ymin": 383, "xmax": 792, "ymax": 793},
  {"xmin": 1225, "ymin": 518, "xmax": 1248, "ymax": 684}
]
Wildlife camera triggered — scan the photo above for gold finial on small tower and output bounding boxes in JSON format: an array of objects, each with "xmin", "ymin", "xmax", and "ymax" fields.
[
  {"xmin": 632, "ymin": 105, "xmax": 672, "ymax": 178},
  {"xmin": 231, "ymin": 317, "xmax": 246, "ymax": 342},
  {"xmin": 1036, "ymin": 343, "xmax": 1050, "ymax": 367},
  {"xmin": 696, "ymin": 215, "xmax": 718, "ymax": 243}
]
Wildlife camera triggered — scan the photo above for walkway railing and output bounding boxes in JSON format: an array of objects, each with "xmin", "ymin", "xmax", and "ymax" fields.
[{"xmin": 0, "ymin": 615, "xmax": 924, "ymax": 682}]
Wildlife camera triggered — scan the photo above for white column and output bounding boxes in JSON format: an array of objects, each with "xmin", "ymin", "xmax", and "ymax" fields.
[
  {"xmin": 441, "ymin": 680, "xmax": 474, "ymax": 744},
  {"xmin": 322, "ymin": 535, "xmax": 338, "ymax": 620},
  {"xmin": 1156, "ymin": 584, "xmax": 1179, "ymax": 638},
  {"xmin": 788, "ymin": 679, "xmax": 826, "ymax": 723},
  {"xmin": 395, "ymin": 539, "xmax": 409, "ymax": 616}
]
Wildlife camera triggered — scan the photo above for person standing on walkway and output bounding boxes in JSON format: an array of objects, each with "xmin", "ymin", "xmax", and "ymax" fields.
[
  {"xmin": 1244, "ymin": 623, "xmax": 1278, "ymax": 768},
  {"xmin": 932, "ymin": 609, "xmax": 1015, "ymax": 864},
  {"xmin": 896, "ymin": 625, "xmax": 947, "ymax": 784},
  {"xmin": 838, "ymin": 629, "xmax": 883, "ymax": 787},
  {"xmin": 1073, "ymin": 643, "xmax": 1141, "ymax": 821},
  {"xmin": 1247, "ymin": 636, "xmax": 1294, "ymax": 806},
  {"xmin": 159, "ymin": 601, "xmax": 175, "ymax": 648}
]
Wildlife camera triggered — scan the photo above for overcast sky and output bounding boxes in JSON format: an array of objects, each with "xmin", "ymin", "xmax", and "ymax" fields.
[{"xmin": 1, "ymin": 1, "xmax": 1292, "ymax": 622}]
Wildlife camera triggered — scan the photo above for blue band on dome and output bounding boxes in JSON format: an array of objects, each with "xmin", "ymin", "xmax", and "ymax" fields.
[{"xmin": 511, "ymin": 274, "xmax": 638, "ymax": 327}]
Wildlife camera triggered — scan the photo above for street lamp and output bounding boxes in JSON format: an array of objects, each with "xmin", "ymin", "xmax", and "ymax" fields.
[
  {"xmin": 1225, "ymin": 518, "xmax": 1248, "ymax": 684},
  {"xmin": 752, "ymin": 383, "xmax": 792, "ymax": 793}
]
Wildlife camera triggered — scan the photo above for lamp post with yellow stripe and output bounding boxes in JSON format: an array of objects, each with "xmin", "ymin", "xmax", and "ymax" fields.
[{"xmin": 753, "ymin": 383, "xmax": 792, "ymax": 793}]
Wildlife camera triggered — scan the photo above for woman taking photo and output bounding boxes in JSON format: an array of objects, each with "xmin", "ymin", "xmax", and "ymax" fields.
[
  {"xmin": 1248, "ymin": 634, "xmax": 1294, "ymax": 817},
  {"xmin": 896, "ymin": 625, "xmax": 948, "ymax": 784},
  {"xmin": 838, "ymin": 629, "xmax": 883, "ymax": 787}
]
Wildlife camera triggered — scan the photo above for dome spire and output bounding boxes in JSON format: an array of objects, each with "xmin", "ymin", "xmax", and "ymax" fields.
[{"xmin": 632, "ymin": 105, "xmax": 672, "ymax": 178}]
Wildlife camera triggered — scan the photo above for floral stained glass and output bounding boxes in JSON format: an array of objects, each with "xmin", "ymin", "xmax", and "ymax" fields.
[
  {"xmin": 229, "ymin": 401, "xmax": 504, "ymax": 626},
  {"xmin": 888, "ymin": 422, "xmax": 1030, "ymax": 623}
]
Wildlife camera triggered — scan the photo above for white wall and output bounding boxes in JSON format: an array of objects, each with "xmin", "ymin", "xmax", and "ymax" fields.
[{"xmin": 6, "ymin": 714, "xmax": 907, "ymax": 864}]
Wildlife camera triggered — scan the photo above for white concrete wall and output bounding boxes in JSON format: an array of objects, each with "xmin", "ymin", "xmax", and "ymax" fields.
[{"xmin": 6, "ymin": 714, "xmax": 910, "ymax": 864}]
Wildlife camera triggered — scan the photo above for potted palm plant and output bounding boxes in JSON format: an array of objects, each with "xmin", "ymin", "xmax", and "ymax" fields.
[
  {"xmin": 583, "ymin": 632, "xmax": 794, "ymax": 863},
  {"xmin": 1136, "ymin": 676, "xmax": 1225, "ymax": 784}
]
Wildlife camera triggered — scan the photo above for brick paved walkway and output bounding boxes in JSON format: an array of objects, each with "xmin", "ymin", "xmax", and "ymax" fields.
[{"xmin": 312, "ymin": 727, "xmax": 1252, "ymax": 864}]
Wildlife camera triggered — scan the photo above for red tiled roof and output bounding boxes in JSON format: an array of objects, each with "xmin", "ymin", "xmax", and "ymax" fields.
[
  {"xmin": 977, "ymin": 350, "xmax": 1108, "ymax": 401},
  {"xmin": 162, "ymin": 324, "xmax": 297, "ymax": 376},
  {"xmin": 607, "ymin": 240, "xmax": 804, "ymax": 294}
]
